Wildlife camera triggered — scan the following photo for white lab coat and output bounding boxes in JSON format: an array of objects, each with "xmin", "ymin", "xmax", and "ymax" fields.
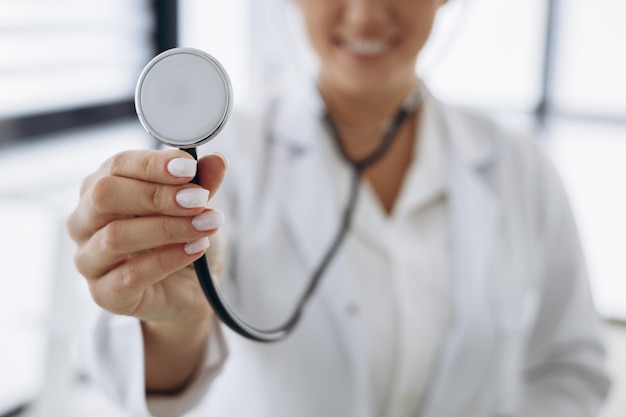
[{"xmin": 84, "ymin": 83, "xmax": 610, "ymax": 417}]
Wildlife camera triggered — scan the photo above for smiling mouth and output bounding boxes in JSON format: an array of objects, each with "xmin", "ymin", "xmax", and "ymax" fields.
[{"xmin": 339, "ymin": 38, "xmax": 395, "ymax": 57}]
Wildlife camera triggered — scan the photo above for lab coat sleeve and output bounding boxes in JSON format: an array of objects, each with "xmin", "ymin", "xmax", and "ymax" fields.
[
  {"xmin": 82, "ymin": 310, "xmax": 228, "ymax": 417},
  {"xmin": 519, "ymin": 155, "xmax": 611, "ymax": 416}
]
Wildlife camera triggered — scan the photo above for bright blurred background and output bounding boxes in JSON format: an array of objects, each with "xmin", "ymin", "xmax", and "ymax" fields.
[{"xmin": 0, "ymin": 0, "xmax": 624, "ymax": 416}]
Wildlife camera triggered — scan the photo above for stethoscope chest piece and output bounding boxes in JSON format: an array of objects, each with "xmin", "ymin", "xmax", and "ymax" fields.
[{"xmin": 135, "ymin": 47, "xmax": 233, "ymax": 149}]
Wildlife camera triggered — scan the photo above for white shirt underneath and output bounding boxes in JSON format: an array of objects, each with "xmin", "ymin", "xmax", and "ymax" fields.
[{"xmin": 321, "ymin": 102, "xmax": 452, "ymax": 417}]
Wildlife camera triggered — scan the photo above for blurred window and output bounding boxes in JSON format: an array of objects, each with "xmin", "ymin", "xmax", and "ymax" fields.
[
  {"xmin": 0, "ymin": 1, "xmax": 155, "ymax": 413},
  {"xmin": 0, "ymin": 0, "xmax": 153, "ymax": 119},
  {"xmin": 552, "ymin": 0, "xmax": 626, "ymax": 118},
  {"xmin": 422, "ymin": 0, "xmax": 548, "ymax": 113},
  {"xmin": 548, "ymin": 0, "xmax": 626, "ymax": 321}
]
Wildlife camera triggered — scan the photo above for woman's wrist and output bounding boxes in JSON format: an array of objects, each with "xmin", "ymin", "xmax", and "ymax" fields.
[{"xmin": 142, "ymin": 316, "xmax": 213, "ymax": 393}]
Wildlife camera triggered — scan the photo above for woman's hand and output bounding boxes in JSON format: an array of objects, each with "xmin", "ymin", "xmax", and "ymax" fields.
[{"xmin": 67, "ymin": 149, "xmax": 228, "ymax": 392}]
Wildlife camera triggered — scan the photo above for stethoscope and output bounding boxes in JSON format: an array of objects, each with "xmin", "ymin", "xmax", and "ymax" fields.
[{"xmin": 135, "ymin": 47, "xmax": 420, "ymax": 342}]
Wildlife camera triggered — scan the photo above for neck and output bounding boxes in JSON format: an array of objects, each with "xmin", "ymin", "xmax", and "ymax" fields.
[{"xmin": 318, "ymin": 76, "xmax": 418, "ymax": 129}]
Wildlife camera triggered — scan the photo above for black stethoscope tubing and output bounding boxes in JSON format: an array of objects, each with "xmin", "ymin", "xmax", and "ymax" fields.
[{"xmin": 185, "ymin": 96, "xmax": 417, "ymax": 342}]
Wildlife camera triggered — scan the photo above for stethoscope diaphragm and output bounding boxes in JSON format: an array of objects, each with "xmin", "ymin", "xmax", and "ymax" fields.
[{"xmin": 135, "ymin": 47, "xmax": 232, "ymax": 149}]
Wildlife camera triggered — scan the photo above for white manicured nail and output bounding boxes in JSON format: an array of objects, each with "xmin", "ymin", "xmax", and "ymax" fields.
[
  {"xmin": 184, "ymin": 237, "xmax": 210, "ymax": 255},
  {"xmin": 192, "ymin": 211, "xmax": 225, "ymax": 231},
  {"xmin": 167, "ymin": 158, "xmax": 197, "ymax": 177},
  {"xmin": 176, "ymin": 188, "xmax": 210, "ymax": 208}
]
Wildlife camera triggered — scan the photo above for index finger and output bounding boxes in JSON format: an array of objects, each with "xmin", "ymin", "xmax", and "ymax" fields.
[{"xmin": 81, "ymin": 149, "xmax": 198, "ymax": 195}]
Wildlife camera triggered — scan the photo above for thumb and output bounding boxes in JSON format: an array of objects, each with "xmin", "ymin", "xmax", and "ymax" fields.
[{"xmin": 197, "ymin": 153, "xmax": 228, "ymax": 199}]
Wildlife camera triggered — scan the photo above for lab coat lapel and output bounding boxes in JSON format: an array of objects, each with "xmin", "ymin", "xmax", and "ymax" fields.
[
  {"xmin": 271, "ymin": 84, "xmax": 342, "ymax": 280},
  {"xmin": 273, "ymin": 86, "xmax": 363, "ymax": 403},
  {"xmin": 420, "ymin": 103, "xmax": 499, "ymax": 417}
]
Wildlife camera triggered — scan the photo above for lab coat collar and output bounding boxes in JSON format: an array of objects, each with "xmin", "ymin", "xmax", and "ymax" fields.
[
  {"xmin": 272, "ymin": 80, "xmax": 499, "ymax": 168},
  {"xmin": 420, "ymin": 84, "xmax": 499, "ymax": 170},
  {"xmin": 270, "ymin": 81, "xmax": 325, "ymax": 154}
]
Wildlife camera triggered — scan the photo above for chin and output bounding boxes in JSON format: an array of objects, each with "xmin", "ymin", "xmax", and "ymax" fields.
[{"xmin": 320, "ymin": 59, "xmax": 414, "ymax": 97}]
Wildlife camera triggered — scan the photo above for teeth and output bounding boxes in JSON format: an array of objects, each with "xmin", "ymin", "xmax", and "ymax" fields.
[{"xmin": 344, "ymin": 39, "xmax": 389, "ymax": 56}]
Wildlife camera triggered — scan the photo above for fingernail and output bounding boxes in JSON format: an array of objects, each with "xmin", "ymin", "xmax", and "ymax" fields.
[
  {"xmin": 168, "ymin": 158, "xmax": 197, "ymax": 177},
  {"xmin": 176, "ymin": 188, "xmax": 210, "ymax": 209},
  {"xmin": 192, "ymin": 210, "xmax": 225, "ymax": 231},
  {"xmin": 184, "ymin": 237, "xmax": 210, "ymax": 255}
]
